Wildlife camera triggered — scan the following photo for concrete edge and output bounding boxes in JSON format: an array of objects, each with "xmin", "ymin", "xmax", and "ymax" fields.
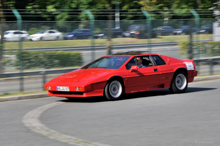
[
  {"xmin": 0, "ymin": 75, "xmax": 220, "ymax": 102},
  {"xmin": 194, "ymin": 75, "xmax": 220, "ymax": 82},
  {"xmin": 0, "ymin": 93, "xmax": 48, "ymax": 102}
]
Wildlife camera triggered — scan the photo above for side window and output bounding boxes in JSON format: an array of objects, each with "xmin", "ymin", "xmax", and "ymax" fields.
[
  {"xmin": 142, "ymin": 56, "xmax": 153, "ymax": 66},
  {"xmin": 49, "ymin": 31, "xmax": 55, "ymax": 33},
  {"xmin": 152, "ymin": 55, "xmax": 166, "ymax": 65},
  {"xmin": 125, "ymin": 56, "xmax": 153, "ymax": 69},
  {"xmin": 126, "ymin": 57, "xmax": 136, "ymax": 69}
]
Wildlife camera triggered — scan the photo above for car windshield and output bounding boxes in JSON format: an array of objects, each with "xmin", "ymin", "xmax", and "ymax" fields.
[
  {"xmin": 37, "ymin": 30, "xmax": 46, "ymax": 34},
  {"xmin": 129, "ymin": 25, "xmax": 139, "ymax": 31},
  {"xmin": 72, "ymin": 29, "xmax": 81, "ymax": 33},
  {"xmin": 201, "ymin": 26, "xmax": 211, "ymax": 29},
  {"xmin": 4, "ymin": 32, "xmax": 10, "ymax": 35},
  {"xmin": 181, "ymin": 26, "xmax": 189, "ymax": 29},
  {"xmin": 82, "ymin": 56, "xmax": 130, "ymax": 69}
]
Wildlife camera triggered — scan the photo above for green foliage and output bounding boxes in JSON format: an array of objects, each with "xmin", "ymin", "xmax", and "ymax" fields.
[
  {"xmin": 28, "ymin": 26, "xmax": 51, "ymax": 34},
  {"xmin": 3, "ymin": 0, "xmax": 219, "ymax": 21},
  {"xmin": 15, "ymin": 50, "xmax": 83, "ymax": 69},
  {"xmin": 179, "ymin": 41, "xmax": 220, "ymax": 57}
]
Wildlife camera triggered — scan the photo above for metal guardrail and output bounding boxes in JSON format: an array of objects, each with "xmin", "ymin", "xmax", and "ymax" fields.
[
  {"xmin": 0, "ymin": 67, "xmax": 79, "ymax": 78},
  {"xmin": 194, "ymin": 56, "xmax": 220, "ymax": 75},
  {"xmin": 4, "ymin": 42, "xmax": 179, "ymax": 52}
]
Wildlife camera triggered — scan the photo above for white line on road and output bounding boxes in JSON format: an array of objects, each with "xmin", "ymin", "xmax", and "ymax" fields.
[{"xmin": 22, "ymin": 102, "xmax": 110, "ymax": 146}]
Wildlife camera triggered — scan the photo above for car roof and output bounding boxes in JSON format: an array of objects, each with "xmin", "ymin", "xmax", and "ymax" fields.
[
  {"xmin": 5, "ymin": 30, "xmax": 20, "ymax": 32},
  {"xmin": 103, "ymin": 54, "xmax": 159, "ymax": 57}
]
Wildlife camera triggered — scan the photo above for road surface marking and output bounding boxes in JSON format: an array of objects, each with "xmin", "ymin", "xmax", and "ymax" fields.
[{"xmin": 22, "ymin": 102, "xmax": 110, "ymax": 146}]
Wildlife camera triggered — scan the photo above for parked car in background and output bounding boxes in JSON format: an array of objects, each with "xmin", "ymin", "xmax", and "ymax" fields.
[
  {"xmin": 199, "ymin": 25, "xmax": 213, "ymax": 34},
  {"xmin": 3, "ymin": 30, "xmax": 29, "ymax": 41},
  {"xmin": 174, "ymin": 26, "xmax": 191, "ymax": 35},
  {"xmin": 95, "ymin": 28, "xmax": 123, "ymax": 39},
  {"xmin": 28, "ymin": 30, "xmax": 63, "ymax": 41},
  {"xmin": 64, "ymin": 29, "xmax": 92, "ymax": 40},
  {"xmin": 127, "ymin": 24, "xmax": 157, "ymax": 38},
  {"xmin": 122, "ymin": 31, "xmax": 130, "ymax": 37},
  {"xmin": 154, "ymin": 26, "xmax": 174, "ymax": 36}
]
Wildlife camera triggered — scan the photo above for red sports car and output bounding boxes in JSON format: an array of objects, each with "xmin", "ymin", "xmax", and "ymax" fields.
[{"xmin": 44, "ymin": 54, "xmax": 198, "ymax": 100}]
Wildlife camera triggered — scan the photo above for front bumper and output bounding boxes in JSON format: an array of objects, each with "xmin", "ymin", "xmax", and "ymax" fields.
[
  {"xmin": 29, "ymin": 36, "xmax": 41, "ymax": 41},
  {"xmin": 48, "ymin": 89, "xmax": 104, "ymax": 98}
]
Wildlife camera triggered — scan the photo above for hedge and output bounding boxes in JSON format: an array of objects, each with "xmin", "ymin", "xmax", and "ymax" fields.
[
  {"xmin": 179, "ymin": 41, "xmax": 220, "ymax": 57},
  {"xmin": 15, "ymin": 50, "xmax": 83, "ymax": 69}
]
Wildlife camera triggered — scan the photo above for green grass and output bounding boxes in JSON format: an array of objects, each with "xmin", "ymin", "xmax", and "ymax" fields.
[
  {"xmin": 0, "ymin": 91, "xmax": 47, "ymax": 98},
  {"xmin": 4, "ymin": 34, "xmax": 213, "ymax": 49}
]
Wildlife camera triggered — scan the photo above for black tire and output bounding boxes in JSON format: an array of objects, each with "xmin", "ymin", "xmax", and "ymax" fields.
[
  {"xmin": 72, "ymin": 36, "xmax": 77, "ymax": 40},
  {"xmin": 169, "ymin": 71, "xmax": 188, "ymax": 93},
  {"xmin": 104, "ymin": 79, "xmax": 124, "ymax": 101},
  {"xmin": 40, "ymin": 37, "xmax": 43, "ymax": 41}
]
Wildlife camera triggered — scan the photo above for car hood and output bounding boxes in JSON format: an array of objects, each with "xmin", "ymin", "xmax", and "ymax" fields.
[
  {"xmin": 65, "ymin": 33, "xmax": 74, "ymax": 36},
  {"xmin": 95, "ymin": 32, "xmax": 105, "ymax": 35},
  {"xmin": 48, "ymin": 68, "xmax": 115, "ymax": 84},
  {"xmin": 175, "ymin": 29, "xmax": 183, "ymax": 31},
  {"xmin": 30, "ymin": 34, "xmax": 44, "ymax": 37}
]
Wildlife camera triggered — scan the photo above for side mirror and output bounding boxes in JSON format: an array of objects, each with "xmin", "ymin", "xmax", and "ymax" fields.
[
  {"xmin": 166, "ymin": 58, "xmax": 170, "ymax": 64},
  {"xmin": 130, "ymin": 65, "xmax": 138, "ymax": 72}
]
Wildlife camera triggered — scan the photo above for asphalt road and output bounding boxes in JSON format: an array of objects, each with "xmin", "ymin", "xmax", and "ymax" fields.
[{"xmin": 1, "ymin": 79, "xmax": 220, "ymax": 146}]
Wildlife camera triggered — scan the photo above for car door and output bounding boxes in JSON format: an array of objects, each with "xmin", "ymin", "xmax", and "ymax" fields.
[
  {"xmin": 151, "ymin": 55, "xmax": 173, "ymax": 84},
  {"xmin": 77, "ymin": 30, "xmax": 82, "ymax": 39},
  {"xmin": 42, "ymin": 30, "xmax": 49, "ymax": 40},
  {"xmin": 48, "ymin": 30, "xmax": 56, "ymax": 40},
  {"xmin": 125, "ymin": 56, "xmax": 160, "ymax": 92},
  {"xmin": 13, "ymin": 31, "xmax": 20, "ymax": 41},
  {"xmin": 84, "ymin": 30, "xmax": 91, "ymax": 39}
]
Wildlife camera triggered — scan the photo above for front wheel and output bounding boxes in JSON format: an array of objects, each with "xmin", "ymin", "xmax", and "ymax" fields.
[
  {"xmin": 169, "ymin": 71, "xmax": 188, "ymax": 93},
  {"xmin": 104, "ymin": 79, "xmax": 124, "ymax": 100}
]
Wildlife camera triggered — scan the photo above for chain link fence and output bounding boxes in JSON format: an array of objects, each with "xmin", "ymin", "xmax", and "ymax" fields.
[{"xmin": 0, "ymin": 18, "xmax": 219, "ymax": 94}]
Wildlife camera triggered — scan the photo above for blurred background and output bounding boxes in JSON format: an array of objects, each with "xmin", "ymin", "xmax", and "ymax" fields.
[{"xmin": 0, "ymin": 0, "xmax": 220, "ymax": 95}]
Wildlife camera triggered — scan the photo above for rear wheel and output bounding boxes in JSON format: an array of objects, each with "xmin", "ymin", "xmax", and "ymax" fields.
[
  {"xmin": 169, "ymin": 71, "xmax": 188, "ymax": 93},
  {"xmin": 104, "ymin": 79, "xmax": 124, "ymax": 100}
]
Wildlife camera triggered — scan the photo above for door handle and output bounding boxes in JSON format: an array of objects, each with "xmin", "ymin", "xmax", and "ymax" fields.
[{"xmin": 154, "ymin": 69, "xmax": 158, "ymax": 72}]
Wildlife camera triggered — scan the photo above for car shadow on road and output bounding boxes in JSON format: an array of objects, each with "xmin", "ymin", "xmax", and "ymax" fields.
[
  {"xmin": 59, "ymin": 87, "xmax": 216, "ymax": 103},
  {"xmin": 185, "ymin": 87, "xmax": 216, "ymax": 93}
]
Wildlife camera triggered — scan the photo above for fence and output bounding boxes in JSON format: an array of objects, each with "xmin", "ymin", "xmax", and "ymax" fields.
[{"xmin": 0, "ymin": 18, "xmax": 220, "ymax": 95}]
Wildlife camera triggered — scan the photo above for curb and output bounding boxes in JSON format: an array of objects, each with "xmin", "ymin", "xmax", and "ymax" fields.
[
  {"xmin": 0, "ymin": 93, "xmax": 48, "ymax": 102},
  {"xmin": 194, "ymin": 75, "xmax": 220, "ymax": 82},
  {"xmin": 0, "ymin": 75, "xmax": 220, "ymax": 103}
]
